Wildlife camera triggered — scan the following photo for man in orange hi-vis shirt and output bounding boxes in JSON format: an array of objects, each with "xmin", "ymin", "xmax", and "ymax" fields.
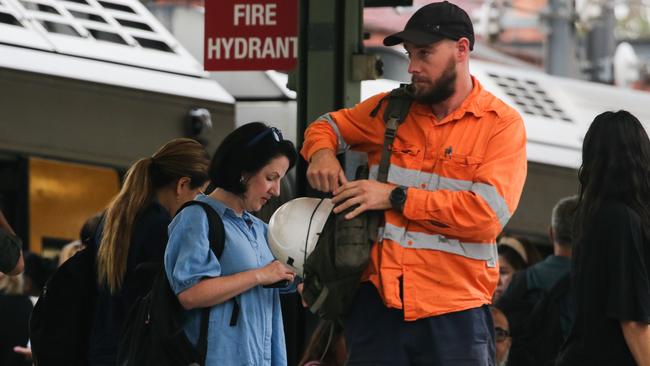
[{"xmin": 300, "ymin": 2, "xmax": 527, "ymax": 365}]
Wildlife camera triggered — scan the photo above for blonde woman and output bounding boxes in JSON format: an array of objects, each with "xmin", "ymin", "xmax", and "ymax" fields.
[{"xmin": 89, "ymin": 138, "xmax": 210, "ymax": 366}]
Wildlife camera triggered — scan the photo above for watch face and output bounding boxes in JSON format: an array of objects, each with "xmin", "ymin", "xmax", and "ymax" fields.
[{"xmin": 391, "ymin": 186, "xmax": 407, "ymax": 209}]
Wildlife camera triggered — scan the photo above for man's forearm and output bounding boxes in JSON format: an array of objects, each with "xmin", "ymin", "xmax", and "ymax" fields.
[{"xmin": 621, "ymin": 320, "xmax": 650, "ymax": 366}]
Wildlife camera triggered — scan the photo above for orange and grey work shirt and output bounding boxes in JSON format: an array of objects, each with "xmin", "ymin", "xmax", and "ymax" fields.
[{"xmin": 301, "ymin": 77, "xmax": 527, "ymax": 321}]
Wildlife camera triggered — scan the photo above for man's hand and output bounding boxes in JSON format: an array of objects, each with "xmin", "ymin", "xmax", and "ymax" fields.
[
  {"xmin": 332, "ymin": 180, "xmax": 393, "ymax": 219},
  {"xmin": 306, "ymin": 149, "xmax": 348, "ymax": 192},
  {"xmin": 297, "ymin": 283, "xmax": 308, "ymax": 308}
]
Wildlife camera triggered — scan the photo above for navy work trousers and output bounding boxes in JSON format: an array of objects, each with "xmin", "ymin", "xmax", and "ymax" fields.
[{"xmin": 345, "ymin": 282, "xmax": 496, "ymax": 366}]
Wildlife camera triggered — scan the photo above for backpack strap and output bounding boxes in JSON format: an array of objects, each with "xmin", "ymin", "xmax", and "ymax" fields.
[
  {"xmin": 175, "ymin": 200, "xmax": 228, "ymax": 365},
  {"xmin": 369, "ymin": 84, "xmax": 413, "ymax": 183},
  {"xmin": 177, "ymin": 200, "xmax": 225, "ymax": 258}
]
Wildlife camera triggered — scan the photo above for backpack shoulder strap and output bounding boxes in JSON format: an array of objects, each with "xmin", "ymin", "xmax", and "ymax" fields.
[
  {"xmin": 369, "ymin": 84, "xmax": 414, "ymax": 183},
  {"xmin": 176, "ymin": 200, "xmax": 226, "ymax": 259},
  {"xmin": 174, "ymin": 200, "xmax": 228, "ymax": 365}
]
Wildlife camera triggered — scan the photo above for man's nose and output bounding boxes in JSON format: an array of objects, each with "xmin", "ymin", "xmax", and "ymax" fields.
[{"xmin": 408, "ymin": 59, "xmax": 419, "ymax": 75}]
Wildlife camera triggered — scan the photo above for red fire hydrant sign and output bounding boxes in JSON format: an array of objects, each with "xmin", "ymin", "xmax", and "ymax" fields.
[{"xmin": 204, "ymin": 0, "xmax": 298, "ymax": 71}]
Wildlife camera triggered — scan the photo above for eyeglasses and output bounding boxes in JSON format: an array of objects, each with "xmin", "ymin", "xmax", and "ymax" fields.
[
  {"xmin": 246, "ymin": 127, "xmax": 283, "ymax": 147},
  {"xmin": 495, "ymin": 327, "xmax": 510, "ymax": 342}
]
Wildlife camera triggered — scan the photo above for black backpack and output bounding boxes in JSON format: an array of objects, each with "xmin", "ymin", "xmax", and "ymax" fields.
[
  {"xmin": 499, "ymin": 272, "xmax": 573, "ymax": 366},
  {"xmin": 29, "ymin": 213, "xmax": 104, "ymax": 366},
  {"xmin": 117, "ymin": 200, "xmax": 233, "ymax": 366},
  {"xmin": 301, "ymin": 85, "xmax": 413, "ymax": 327},
  {"xmin": 30, "ymin": 244, "xmax": 98, "ymax": 366}
]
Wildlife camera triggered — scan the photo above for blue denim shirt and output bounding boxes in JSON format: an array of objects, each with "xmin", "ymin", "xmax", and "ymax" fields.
[{"xmin": 164, "ymin": 194, "xmax": 291, "ymax": 366}]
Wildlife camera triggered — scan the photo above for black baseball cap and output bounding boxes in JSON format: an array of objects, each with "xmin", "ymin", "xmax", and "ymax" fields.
[{"xmin": 383, "ymin": 1, "xmax": 475, "ymax": 50}]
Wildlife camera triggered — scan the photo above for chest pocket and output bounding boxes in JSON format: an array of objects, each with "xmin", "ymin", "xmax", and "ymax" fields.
[
  {"xmin": 436, "ymin": 150, "xmax": 483, "ymax": 185},
  {"xmin": 389, "ymin": 141, "xmax": 422, "ymax": 170}
]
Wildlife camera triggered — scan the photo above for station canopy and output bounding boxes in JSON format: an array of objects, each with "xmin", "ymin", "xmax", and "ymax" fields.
[{"xmin": 0, "ymin": 0, "xmax": 233, "ymax": 103}]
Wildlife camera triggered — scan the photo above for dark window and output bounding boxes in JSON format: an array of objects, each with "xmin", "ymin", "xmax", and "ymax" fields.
[
  {"xmin": 70, "ymin": 10, "xmax": 106, "ymax": 23},
  {"xmin": 134, "ymin": 36, "xmax": 173, "ymax": 52},
  {"xmin": 116, "ymin": 18, "xmax": 152, "ymax": 31},
  {"xmin": 21, "ymin": 1, "xmax": 59, "ymax": 14},
  {"xmin": 87, "ymin": 28, "xmax": 127, "ymax": 44},
  {"xmin": 39, "ymin": 20, "xmax": 81, "ymax": 36},
  {"xmin": 0, "ymin": 11, "xmax": 21, "ymax": 26},
  {"xmin": 98, "ymin": 1, "xmax": 135, "ymax": 13},
  {"xmin": 58, "ymin": 0, "xmax": 88, "ymax": 5}
]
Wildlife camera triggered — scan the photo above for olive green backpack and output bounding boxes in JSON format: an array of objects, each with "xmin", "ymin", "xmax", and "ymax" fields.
[{"xmin": 301, "ymin": 84, "xmax": 413, "ymax": 327}]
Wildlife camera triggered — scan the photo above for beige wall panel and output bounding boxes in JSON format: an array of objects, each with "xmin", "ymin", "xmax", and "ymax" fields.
[{"xmin": 29, "ymin": 157, "xmax": 119, "ymax": 255}]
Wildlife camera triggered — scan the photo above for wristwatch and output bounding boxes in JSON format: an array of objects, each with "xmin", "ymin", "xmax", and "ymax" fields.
[{"xmin": 389, "ymin": 185, "xmax": 408, "ymax": 212}]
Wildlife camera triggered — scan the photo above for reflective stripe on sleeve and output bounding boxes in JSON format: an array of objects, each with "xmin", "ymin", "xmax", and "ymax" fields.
[
  {"xmin": 369, "ymin": 164, "xmax": 511, "ymax": 229},
  {"xmin": 318, "ymin": 113, "xmax": 349, "ymax": 154},
  {"xmin": 379, "ymin": 223, "xmax": 498, "ymax": 267},
  {"xmin": 470, "ymin": 183, "xmax": 511, "ymax": 229}
]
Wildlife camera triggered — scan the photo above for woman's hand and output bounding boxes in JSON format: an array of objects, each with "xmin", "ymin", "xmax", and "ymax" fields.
[{"xmin": 255, "ymin": 260, "xmax": 296, "ymax": 286}]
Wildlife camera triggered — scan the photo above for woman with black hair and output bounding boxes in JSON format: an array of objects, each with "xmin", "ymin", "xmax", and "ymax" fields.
[
  {"xmin": 164, "ymin": 122, "xmax": 298, "ymax": 366},
  {"xmin": 557, "ymin": 111, "xmax": 650, "ymax": 366},
  {"xmin": 493, "ymin": 241, "xmax": 527, "ymax": 302}
]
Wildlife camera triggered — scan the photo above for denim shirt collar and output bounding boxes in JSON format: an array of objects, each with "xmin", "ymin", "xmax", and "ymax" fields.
[{"xmin": 198, "ymin": 194, "xmax": 255, "ymax": 224}]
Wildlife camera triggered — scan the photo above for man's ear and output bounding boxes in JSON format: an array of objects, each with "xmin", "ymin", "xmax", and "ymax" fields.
[{"xmin": 456, "ymin": 37, "xmax": 470, "ymax": 61}]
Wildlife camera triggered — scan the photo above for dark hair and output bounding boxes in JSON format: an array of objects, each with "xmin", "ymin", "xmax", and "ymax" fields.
[
  {"xmin": 498, "ymin": 245, "xmax": 527, "ymax": 271},
  {"xmin": 576, "ymin": 110, "xmax": 650, "ymax": 239},
  {"xmin": 551, "ymin": 195, "xmax": 579, "ymax": 248},
  {"xmin": 80, "ymin": 212, "xmax": 103, "ymax": 247},
  {"xmin": 24, "ymin": 252, "xmax": 57, "ymax": 295},
  {"xmin": 210, "ymin": 122, "xmax": 297, "ymax": 195}
]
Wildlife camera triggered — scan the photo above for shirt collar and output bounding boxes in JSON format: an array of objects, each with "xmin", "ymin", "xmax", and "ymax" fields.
[{"xmin": 198, "ymin": 194, "xmax": 254, "ymax": 222}]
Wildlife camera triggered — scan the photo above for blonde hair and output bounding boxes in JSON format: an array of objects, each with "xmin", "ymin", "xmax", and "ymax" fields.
[
  {"xmin": 0, "ymin": 273, "xmax": 24, "ymax": 295},
  {"xmin": 97, "ymin": 138, "xmax": 210, "ymax": 293}
]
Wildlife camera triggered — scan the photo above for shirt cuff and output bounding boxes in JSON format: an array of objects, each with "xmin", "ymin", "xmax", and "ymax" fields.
[{"xmin": 302, "ymin": 144, "xmax": 337, "ymax": 162}]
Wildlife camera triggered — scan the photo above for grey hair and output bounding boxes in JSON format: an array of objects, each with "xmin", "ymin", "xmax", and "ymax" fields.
[{"xmin": 551, "ymin": 195, "xmax": 579, "ymax": 248}]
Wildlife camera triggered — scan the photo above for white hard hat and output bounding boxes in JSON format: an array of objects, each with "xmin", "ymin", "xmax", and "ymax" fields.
[{"xmin": 268, "ymin": 197, "xmax": 335, "ymax": 277}]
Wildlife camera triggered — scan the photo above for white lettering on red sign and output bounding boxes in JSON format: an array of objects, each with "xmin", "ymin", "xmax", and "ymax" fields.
[
  {"xmin": 233, "ymin": 3, "xmax": 277, "ymax": 26},
  {"xmin": 204, "ymin": 0, "xmax": 297, "ymax": 70},
  {"xmin": 207, "ymin": 36, "xmax": 298, "ymax": 60},
  {"xmin": 207, "ymin": 2, "xmax": 295, "ymax": 61}
]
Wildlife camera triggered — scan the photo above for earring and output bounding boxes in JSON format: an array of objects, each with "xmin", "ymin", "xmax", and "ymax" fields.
[{"xmin": 239, "ymin": 176, "xmax": 246, "ymax": 184}]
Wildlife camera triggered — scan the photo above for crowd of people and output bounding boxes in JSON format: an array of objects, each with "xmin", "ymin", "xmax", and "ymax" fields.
[{"xmin": 1, "ymin": 1, "xmax": 650, "ymax": 365}]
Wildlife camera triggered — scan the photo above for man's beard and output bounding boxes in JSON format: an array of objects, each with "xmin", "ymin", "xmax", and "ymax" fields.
[{"xmin": 412, "ymin": 57, "xmax": 457, "ymax": 105}]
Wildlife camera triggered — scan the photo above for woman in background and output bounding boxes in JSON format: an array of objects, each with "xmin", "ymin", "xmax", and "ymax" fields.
[
  {"xmin": 89, "ymin": 138, "xmax": 210, "ymax": 366},
  {"xmin": 557, "ymin": 110, "xmax": 650, "ymax": 366}
]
